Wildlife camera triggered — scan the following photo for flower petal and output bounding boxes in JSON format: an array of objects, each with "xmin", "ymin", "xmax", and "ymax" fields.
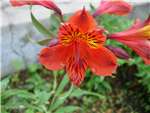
[
  {"xmin": 109, "ymin": 25, "xmax": 150, "ymax": 40},
  {"xmin": 93, "ymin": 0, "xmax": 132, "ymax": 17},
  {"xmin": 87, "ymin": 46, "xmax": 117, "ymax": 76},
  {"xmin": 119, "ymin": 40, "xmax": 150, "ymax": 65},
  {"xmin": 39, "ymin": 44, "xmax": 69, "ymax": 70},
  {"xmin": 65, "ymin": 42, "xmax": 88, "ymax": 86},
  {"xmin": 66, "ymin": 57, "xmax": 87, "ymax": 86},
  {"xmin": 109, "ymin": 16, "xmax": 150, "ymax": 65},
  {"xmin": 68, "ymin": 8, "xmax": 97, "ymax": 33},
  {"xmin": 10, "ymin": 0, "xmax": 62, "ymax": 15}
]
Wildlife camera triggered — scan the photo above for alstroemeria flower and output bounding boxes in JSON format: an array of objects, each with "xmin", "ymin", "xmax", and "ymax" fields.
[
  {"xmin": 109, "ymin": 16, "xmax": 150, "ymax": 64},
  {"xmin": 39, "ymin": 9, "xmax": 117, "ymax": 86},
  {"xmin": 93, "ymin": 0, "xmax": 132, "ymax": 17},
  {"xmin": 10, "ymin": 0, "xmax": 62, "ymax": 15}
]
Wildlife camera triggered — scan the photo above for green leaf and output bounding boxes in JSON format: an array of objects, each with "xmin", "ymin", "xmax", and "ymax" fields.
[
  {"xmin": 11, "ymin": 59, "xmax": 24, "ymax": 71},
  {"xmin": 54, "ymin": 75, "xmax": 69, "ymax": 97},
  {"xmin": 85, "ymin": 91, "xmax": 105, "ymax": 99},
  {"xmin": 71, "ymin": 88, "xmax": 105, "ymax": 99},
  {"xmin": 28, "ymin": 64, "xmax": 40, "ymax": 73},
  {"xmin": 0, "ymin": 77, "xmax": 10, "ymax": 91},
  {"xmin": 25, "ymin": 109, "xmax": 34, "ymax": 113},
  {"xmin": 4, "ymin": 97, "xmax": 29, "ymax": 109},
  {"xmin": 49, "ymin": 14, "xmax": 61, "ymax": 34},
  {"xmin": 89, "ymin": 3, "xmax": 96, "ymax": 12},
  {"xmin": 31, "ymin": 13, "xmax": 52, "ymax": 37},
  {"xmin": 98, "ymin": 14, "xmax": 133, "ymax": 33},
  {"xmin": 59, "ymin": 85, "xmax": 74, "ymax": 99},
  {"xmin": 49, "ymin": 97, "xmax": 66, "ymax": 111},
  {"xmin": 49, "ymin": 75, "xmax": 69, "ymax": 111},
  {"xmin": 37, "ymin": 38, "xmax": 51, "ymax": 46},
  {"xmin": 28, "ymin": 37, "xmax": 51, "ymax": 46},
  {"xmin": 70, "ymin": 88, "xmax": 85, "ymax": 97},
  {"xmin": 54, "ymin": 106, "xmax": 80, "ymax": 113},
  {"xmin": 102, "ymin": 81, "xmax": 112, "ymax": 92},
  {"xmin": 34, "ymin": 90, "xmax": 52, "ymax": 104},
  {"xmin": 2, "ymin": 89, "xmax": 35, "ymax": 100}
]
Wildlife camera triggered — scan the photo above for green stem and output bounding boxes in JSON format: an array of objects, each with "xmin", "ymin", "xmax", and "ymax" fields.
[
  {"xmin": 52, "ymin": 71, "xmax": 57, "ymax": 91},
  {"xmin": 50, "ymin": 71, "xmax": 58, "ymax": 105}
]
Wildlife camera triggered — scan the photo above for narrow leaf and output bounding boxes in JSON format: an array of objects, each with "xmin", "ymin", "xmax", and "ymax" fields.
[
  {"xmin": 54, "ymin": 75, "xmax": 69, "ymax": 97},
  {"xmin": 54, "ymin": 106, "xmax": 80, "ymax": 113},
  {"xmin": 2, "ymin": 89, "xmax": 35, "ymax": 100},
  {"xmin": 71, "ymin": 88, "xmax": 105, "ymax": 99},
  {"xmin": 31, "ymin": 13, "xmax": 52, "ymax": 37},
  {"xmin": 37, "ymin": 38, "xmax": 51, "ymax": 46},
  {"xmin": 50, "ymin": 97, "xmax": 66, "ymax": 111}
]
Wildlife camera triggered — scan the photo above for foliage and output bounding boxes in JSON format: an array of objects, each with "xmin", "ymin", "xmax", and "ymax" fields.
[
  {"xmin": 1, "ymin": 60, "xmax": 150, "ymax": 113},
  {"xmin": 1, "ymin": 64, "xmax": 107, "ymax": 113}
]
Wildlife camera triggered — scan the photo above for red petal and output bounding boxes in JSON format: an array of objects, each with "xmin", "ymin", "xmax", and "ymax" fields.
[
  {"xmin": 39, "ymin": 44, "xmax": 69, "ymax": 70},
  {"xmin": 68, "ymin": 8, "xmax": 97, "ymax": 33},
  {"xmin": 87, "ymin": 46, "xmax": 117, "ymax": 76},
  {"xmin": 10, "ymin": 0, "xmax": 62, "ymax": 15},
  {"xmin": 93, "ymin": 0, "xmax": 132, "ymax": 16},
  {"xmin": 65, "ymin": 42, "xmax": 88, "ymax": 86},
  {"xmin": 119, "ymin": 40, "xmax": 150, "ymax": 65},
  {"xmin": 66, "ymin": 57, "xmax": 87, "ymax": 86},
  {"xmin": 109, "ymin": 20, "xmax": 150, "ymax": 40}
]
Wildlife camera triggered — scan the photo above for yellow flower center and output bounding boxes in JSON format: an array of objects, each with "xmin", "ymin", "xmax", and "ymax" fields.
[{"xmin": 59, "ymin": 24, "xmax": 105, "ymax": 48}]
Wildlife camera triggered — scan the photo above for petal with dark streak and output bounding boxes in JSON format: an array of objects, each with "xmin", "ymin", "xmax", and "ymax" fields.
[{"xmin": 39, "ymin": 44, "xmax": 69, "ymax": 70}]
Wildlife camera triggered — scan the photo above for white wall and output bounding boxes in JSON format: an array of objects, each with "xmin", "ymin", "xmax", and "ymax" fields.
[{"xmin": 1, "ymin": 0, "xmax": 150, "ymax": 27}]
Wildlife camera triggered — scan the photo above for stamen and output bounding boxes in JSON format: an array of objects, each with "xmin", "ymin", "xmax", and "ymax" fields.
[{"xmin": 59, "ymin": 23, "xmax": 105, "ymax": 48}]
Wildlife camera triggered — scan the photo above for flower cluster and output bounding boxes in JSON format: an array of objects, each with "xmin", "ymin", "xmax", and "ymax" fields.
[{"xmin": 10, "ymin": 0, "xmax": 150, "ymax": 86}]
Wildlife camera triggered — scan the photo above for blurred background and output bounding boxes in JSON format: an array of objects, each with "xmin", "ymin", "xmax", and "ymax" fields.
[{"xmin": 1, "ymin": 0, "xmax": 150, "ymax": 113}]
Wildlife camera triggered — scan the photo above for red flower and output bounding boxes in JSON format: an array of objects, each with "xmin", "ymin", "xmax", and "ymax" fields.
[
  {"xmin": 39, "ymin": 9, "xmax": 117, "ymax": 86},
  {"xmin": 10, "ymin": 0, "xmax": 62, "ymax": 15},
  {"xmin": 109, "ymin": 16, "xmax": 150, "ymax": 64},
  {"xmin": 93, "ymin": 0, "xmax": 132, "ymax": 17}
]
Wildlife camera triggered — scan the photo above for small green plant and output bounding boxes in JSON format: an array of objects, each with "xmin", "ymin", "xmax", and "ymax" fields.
[{"xmin": 1, "ymin": 64, "xmax": 106, "ymax": 113}]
